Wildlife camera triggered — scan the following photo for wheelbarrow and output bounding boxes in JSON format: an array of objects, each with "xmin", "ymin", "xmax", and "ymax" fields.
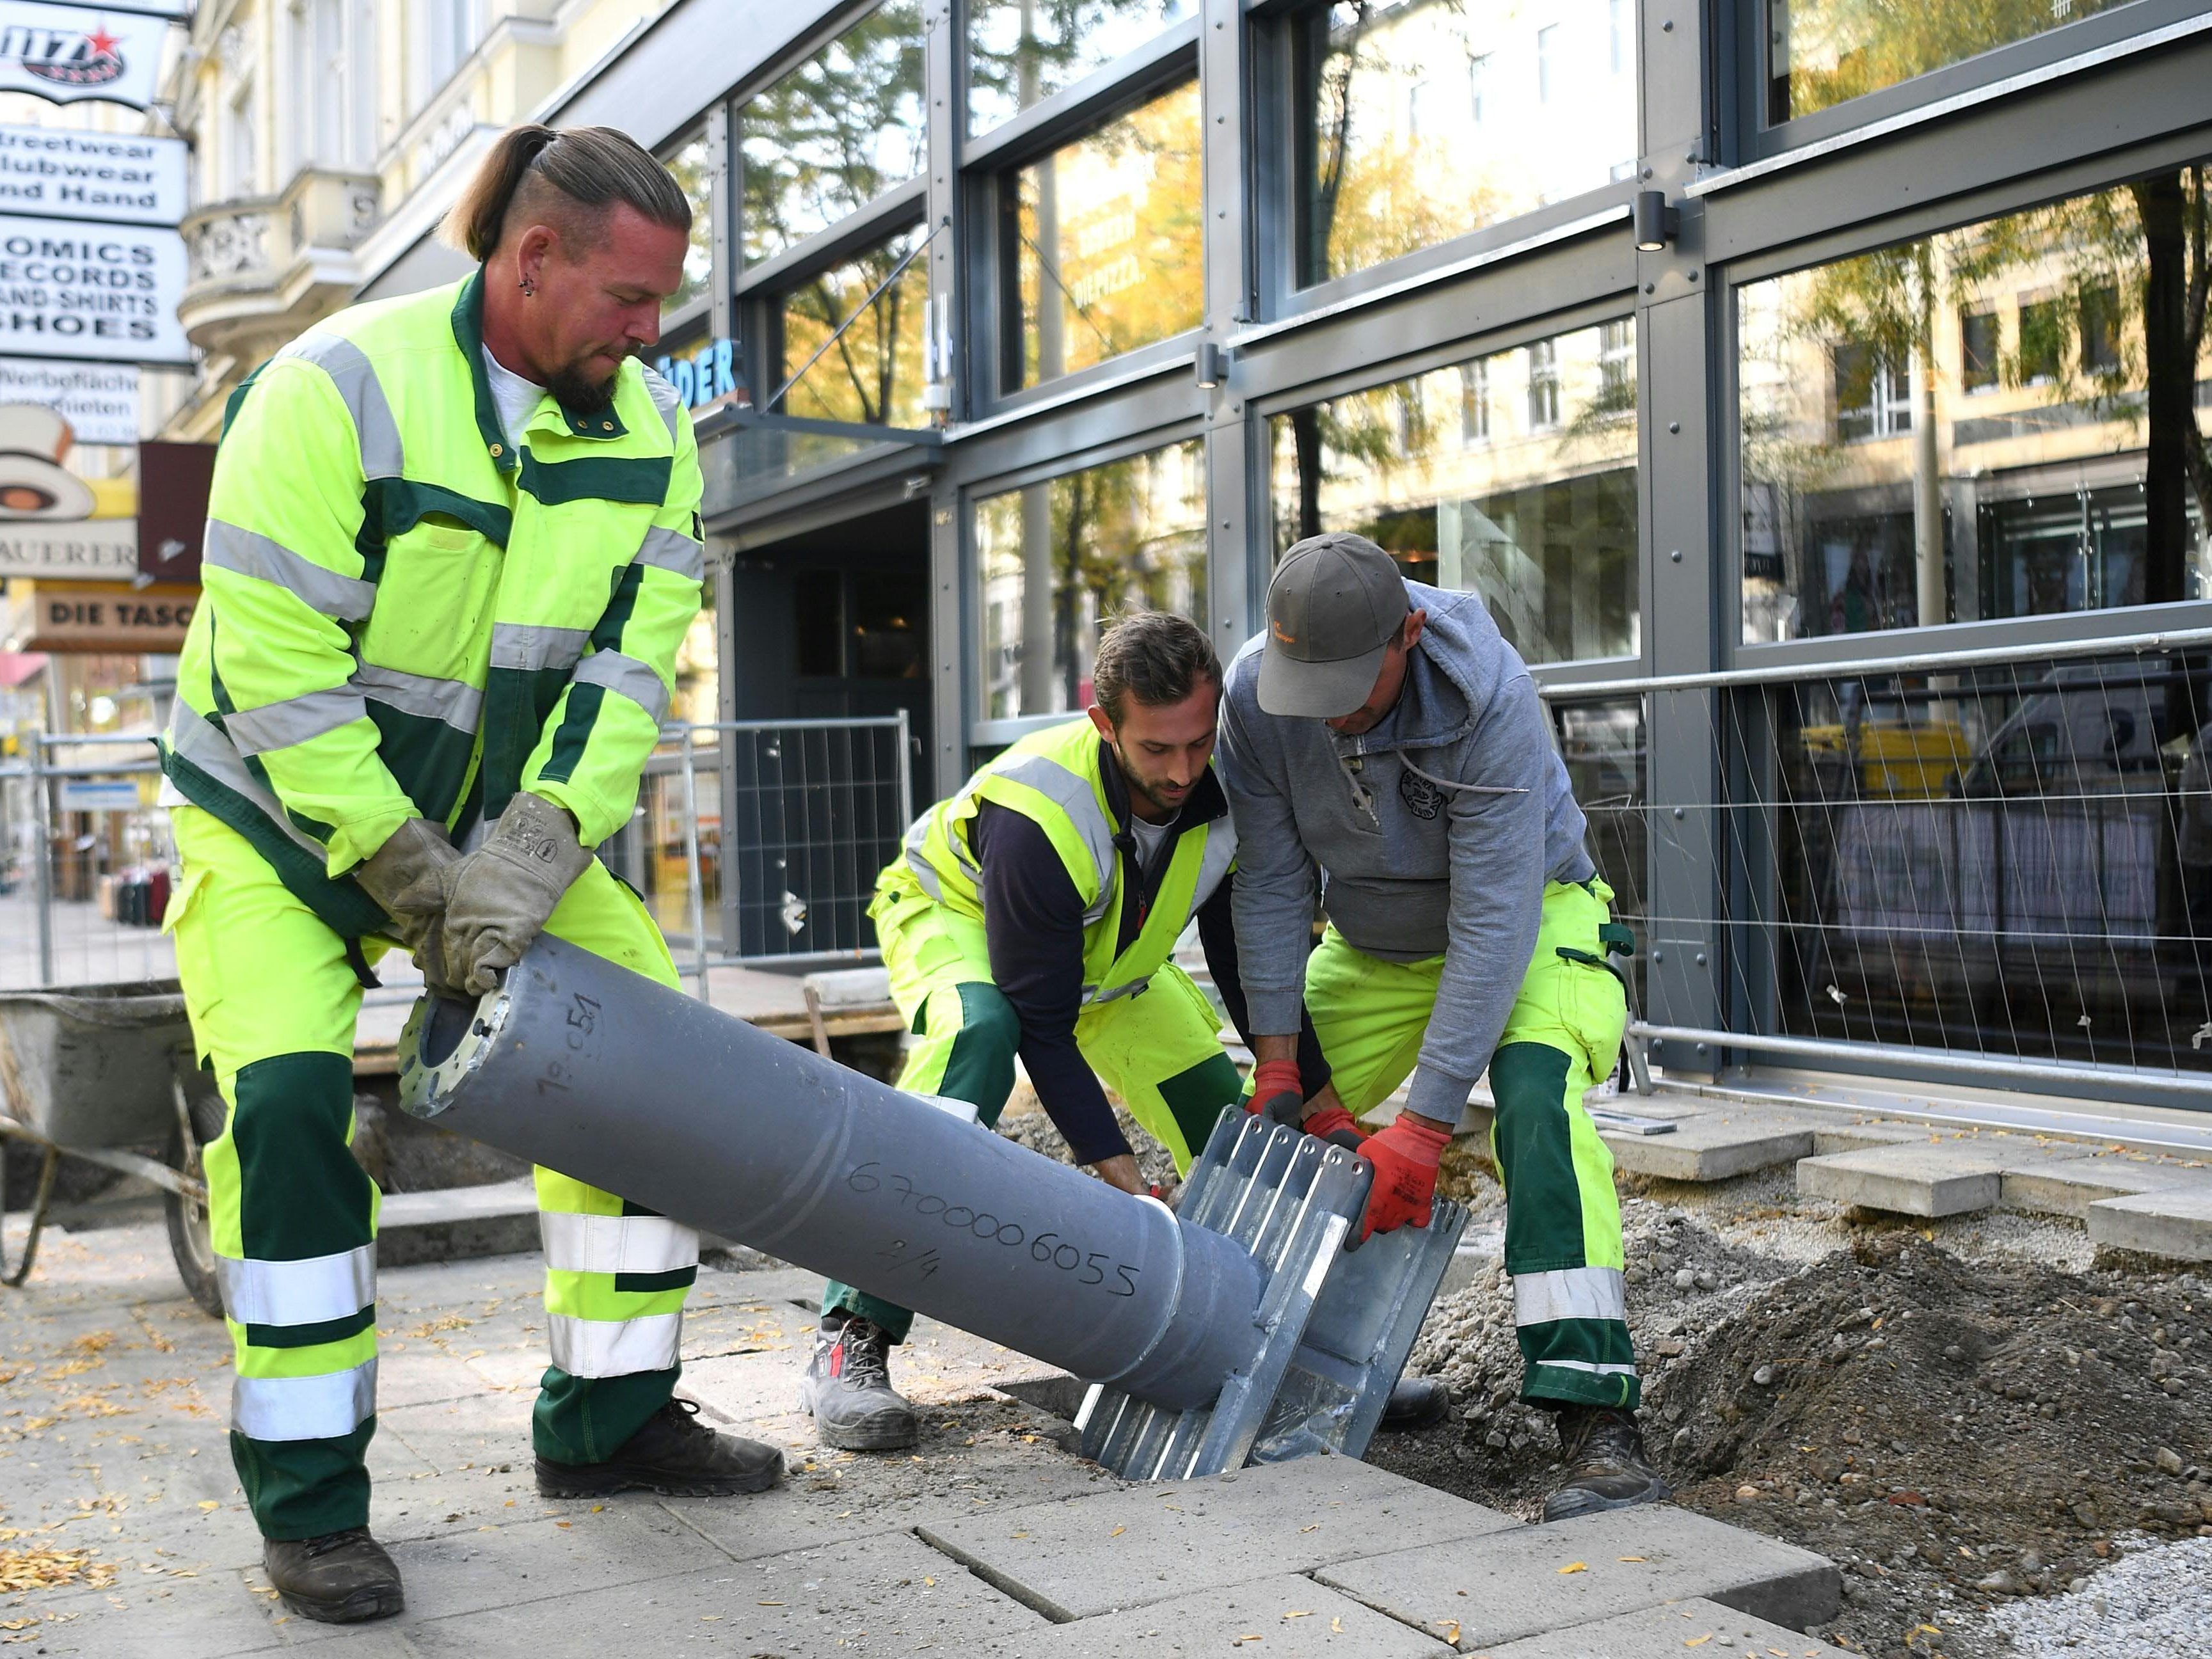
[{"xmin": 0, "ymin": 980, "xmax": 227, "ymax": 1317}]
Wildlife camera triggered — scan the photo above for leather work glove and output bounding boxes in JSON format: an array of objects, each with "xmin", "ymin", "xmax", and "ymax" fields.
[
  {"xmin": 352, "ymin": 817, "xmax": 461, "ymax": 987},
  {"xmin": 1353, "ymin": 1115, "xmax": 1453, "ymax": 1243},
  {"xmin": 441, "ymin": 792, "xmax": 593, "ymax": 996},
  {"xmin": 1244, "ymin": 1058, "xmax": 1305, "ymax": 1129}
]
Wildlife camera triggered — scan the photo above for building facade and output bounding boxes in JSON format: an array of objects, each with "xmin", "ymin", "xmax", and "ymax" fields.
[{"xmin": 210, "ymin": 0, "xmax": 2212, "ymax": 1102}]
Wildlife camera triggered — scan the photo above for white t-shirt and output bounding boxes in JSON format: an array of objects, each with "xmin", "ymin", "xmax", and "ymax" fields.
[
  {"xmin": 1125, "ymin": 811, "xmax": 1177, "ymax": 878},
  {"xmin": 482, "ymin": 347, "xmax": 544, "ymax": 445}
]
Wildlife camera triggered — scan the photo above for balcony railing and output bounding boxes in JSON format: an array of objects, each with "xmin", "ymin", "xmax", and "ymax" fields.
[{"xmin": 177, "ymin": 166, "xmax": 381, "ymax": 358}]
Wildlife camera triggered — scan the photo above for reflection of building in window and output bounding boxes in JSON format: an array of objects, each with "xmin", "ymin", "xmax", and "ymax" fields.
[
  {"xmin": 968, "ymin": 0, "xmax": 1197, "ymax": 135},
  {"xmin": 1739, "ymin": 164, "xmax": 2212, "ymax": 648},
  {"xmin": 1527, "ymin": 338, "xmax": 1560, "ymax": 429},
  {"xmin": 975, "ymin": 440, "xmax": 1210, "ymax": 720},
  {"xmin": 1536, "ymin": 23, "xmax": 1557, "ymax": 101},
  {"xmin": 1598, "ymin": 319, "xmax": 1634, "ymax": 399},
  {"xmin": 1832, "ymin": 342, "xmax": 1911, "ymax": 441},
  {"xmin": 1268, "ymin": 317, "xmax": 1639, "ymax": 666}
]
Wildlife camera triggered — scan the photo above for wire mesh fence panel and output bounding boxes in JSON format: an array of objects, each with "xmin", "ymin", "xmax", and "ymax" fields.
[
  {"xmin": 1549, "ymin": 696, "xmax": 1648, "ymax": 1010},
  {"xmin": 1, "ymin": 745, "xmax": 177, "ymax": 992}
]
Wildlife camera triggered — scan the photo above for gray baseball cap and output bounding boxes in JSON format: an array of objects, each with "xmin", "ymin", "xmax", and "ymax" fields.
[{"xmin": 1258, "ymin": 532, "xmax": 1412, "ymax": 718}]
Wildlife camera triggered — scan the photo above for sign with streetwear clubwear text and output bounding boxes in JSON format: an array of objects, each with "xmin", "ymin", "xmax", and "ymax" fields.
[
  {"xmin": 0, "ymin": 214, "xmax": 187, "ymax": 365},
  {"xmin": 0, "ymin": 358, "xmax": 134, "ymax": 443},
  {"xmin": 0, "ymin": 124, "xmax": 185, "ymax": 226},
  {"xmin": 0, "ymin": 4, "xmax": 169, "ymax": 110}
]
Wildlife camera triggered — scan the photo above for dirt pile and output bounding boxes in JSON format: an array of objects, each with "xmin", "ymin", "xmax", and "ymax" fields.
[{"xmin": 1376, "ymin": 1206, "xmax": 2212, "ymax": 1658}]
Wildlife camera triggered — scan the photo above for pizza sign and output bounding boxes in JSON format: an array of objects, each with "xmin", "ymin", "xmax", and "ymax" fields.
[{"xmin": 0, "ymin": 6, "xmax": 166, "ymax": 111}]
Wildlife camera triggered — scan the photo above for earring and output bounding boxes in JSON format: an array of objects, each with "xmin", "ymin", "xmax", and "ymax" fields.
[{"xmin": 519, "ymin": 276, "xmax": 536, "ymax": 297}]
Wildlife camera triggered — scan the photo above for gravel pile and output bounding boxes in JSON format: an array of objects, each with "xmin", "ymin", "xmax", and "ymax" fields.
[{"xmin": 1978, "ymin": 1535, "xmax": 2212, "ymax": 1654}]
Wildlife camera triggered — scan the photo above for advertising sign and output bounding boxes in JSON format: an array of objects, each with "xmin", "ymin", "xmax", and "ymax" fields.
[
  {"xmin": 0, "ymin": 357, "xmax": 134, "ymax": 443},
  {"xmin": 0, "ymin": 213, "xmax": 189, "ymax": 365},
  {"xmin": 0, "ymin": 401, "xmax": 137, "ymax": 578},
  {"xmin": 0, "ymin": 4, "xmax": 171, "ymax": 110},
  {"xmin": 0, "ymin": 124, "xmax": 186, "ymax": 225},
  {"xmin": 0, "ymin": 510, "xmax": 132, "ymax": 579},
  {"xmin": 16, "ymin": 579, "xmax": 192, "ymax": 651}
]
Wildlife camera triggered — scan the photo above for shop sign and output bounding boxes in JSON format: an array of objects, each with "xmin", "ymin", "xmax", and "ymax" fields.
[
  {"xmin": 0, "ymin": 123, "xmax": 185, "ymax": 226},
  {"xmin": 0, "ymin": 212, "xmax": 189, "ymax": 365},
  {"xmin": 0, "ymin": 4, "xmax": 171, "ymax": 111},
  {"xmin": 57, "ymin": 775, "xmax": 138, "ymax": 811},
  {"xmin": 17, "ymin": 580, "xmax": 193, "ymax": 651},
  {"xmin": 0, "ymin": 510, "xmax": 132, "ymax": 578},
  {"xmin": 0, "ymin": 356, "xmax": 134, "ymax": 443},
  {"xmin": 653, "ymin": 337, "xmax": 740, "ymax": 417},
  {"xmin": 0, "ymin": 400, "xmax": 136, "ymax": 576}
]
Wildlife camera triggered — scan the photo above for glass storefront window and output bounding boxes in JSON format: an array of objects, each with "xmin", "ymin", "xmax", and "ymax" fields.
[
  {"xmin": 1552, "ymin": 695, "xmax": 1647, "ymax": 1008},
  {"xmin": 1737, "ymin": 163, "xmax": 2212, "ymax": 646},
  {"xmin": 739, "ymin": 0, "xmax": 925, "ymax": 265},
  {"xmin": 969, "ymin": 0, "xmax": 1196, "ymax": 135},
  {"xmin": 1268, "ymin": 317, "xmax": 1641, "ymax": 666},
  {"xmin": 779, "ymin": 225, "xmax": 928, "ymax": 429},
  {"xmin": 1291, "ymin": 0, "xmax": 1635, "ymax": 290},
  {"xmin": 1001, "ymin": 79, "xmax": 1204, "ymax": 393},
  {"xmin": 975, "ymin": 440, "xmax": 1208, "ymax": 720},
  {"xmin": 1763, "ymin": 0, "xmax": 2135, "ymax": 127},
  {"xmin": 660, "ymin": 127, "xmax": 717, "ymax": 315}
]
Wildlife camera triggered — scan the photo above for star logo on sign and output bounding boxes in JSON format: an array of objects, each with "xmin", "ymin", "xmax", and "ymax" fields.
[{"xmin": 84, "ymin": 28, "xmax": 121, "ymax": 56}]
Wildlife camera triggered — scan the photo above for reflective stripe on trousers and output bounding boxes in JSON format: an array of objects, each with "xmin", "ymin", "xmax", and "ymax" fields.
[
  {"xmin": 545, "ymin": 1312, "xmax": 684, "ymax": 1378},
  {"xmin": 216, "ymin": 1244, "xmax": 375, "ymax": 1327},
  {"xmin": 233, "ymin": 1358, "xmax": 377, "ymax": 1442}
]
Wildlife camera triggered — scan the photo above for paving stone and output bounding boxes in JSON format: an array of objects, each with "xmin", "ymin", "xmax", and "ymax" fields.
[
  {"xmin": 1794, "ymin": 1143, "xmax": 2010, "ymax": 1217},
  {"xmin": 5, "ymin": 1566, "xmax": 289, "ymax": 1659},
  {"xmin": 973, "ymin": 1573, "xmax": 1454, "ymax": 1657},
  {"xmin": 396, "ymin": 1527, "xmax": 1050, "ymax": 1657},
  {"xmin": 1603, "ymin": 1114, "xmax": 1824, "ymax": 1182},
  {"xmin": 918, "ymin": 1456, "xmax": 1518, "ymax": 1621},
  {"xmin": 2003, "ymin": 1154, "xmax": 2212, "ymax": 1220},
  {"xmin": 1312, "ymin": 1504, "xmax": 1839, "ymax": 1651},
  {"xmin": 2089, "ymin": 1188, "xmax": 2212, "ymax": 1262},
  {"xmin": 377, "ymin": 1179, "xmax": 541, "ymax": 1267},
  {"xmin": 1479, "ymin": 1595, "xmax": 1855, "ymax": 1657},
  {"xmin": 1808, "ymin": 1121, "xmax": 1927, "ymax": 1155}
]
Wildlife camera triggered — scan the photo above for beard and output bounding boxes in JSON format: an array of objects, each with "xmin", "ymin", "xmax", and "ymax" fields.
[
  {"xmin": 546, "ymin": 350, "xmax": 625, "ymax": 414},
  {"xmin": 1110, "ymin": 742, "xmax": 1188, "ymax": 819}
]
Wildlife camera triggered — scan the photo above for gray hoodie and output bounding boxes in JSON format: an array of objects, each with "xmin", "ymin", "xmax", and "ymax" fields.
[{"xmin": 1217, "ymin": 582, "xmax": 1593, "ymax": 1127}]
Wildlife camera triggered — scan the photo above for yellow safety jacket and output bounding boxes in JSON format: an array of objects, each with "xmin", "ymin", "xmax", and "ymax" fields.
[
  {"xmin": 159, "ymin": 271, "xmax": 705, "ymax": 937},
  {"xmin": 887, "ymin": 717, "xmax": 1237, "ymax": 1004}
]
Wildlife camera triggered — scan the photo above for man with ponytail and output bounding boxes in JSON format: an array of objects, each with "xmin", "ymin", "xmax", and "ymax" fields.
[{"xmin": 160, "ymin": 124, "xmax": 780, "ymax": 1624}]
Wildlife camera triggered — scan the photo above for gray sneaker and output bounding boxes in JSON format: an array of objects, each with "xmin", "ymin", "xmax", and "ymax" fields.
[
  {"xmin": 1541, "ymin": 1404, "xmax": 1671, "ymax": 1521},
  {"xmin": 800, "ymin": 1315, "xmax": 919, "ymax": 1452}
]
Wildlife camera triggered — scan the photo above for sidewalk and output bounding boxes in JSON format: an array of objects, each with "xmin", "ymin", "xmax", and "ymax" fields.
[{"xmin": 1, "ymin": 1215, "xmax": 1845, "ymax": 1658}]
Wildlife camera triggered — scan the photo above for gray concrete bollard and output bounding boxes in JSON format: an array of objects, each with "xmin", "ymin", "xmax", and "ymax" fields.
[{"xmin": 397, "ymin": 934, "xmax": 1267, "ymax": 1413}]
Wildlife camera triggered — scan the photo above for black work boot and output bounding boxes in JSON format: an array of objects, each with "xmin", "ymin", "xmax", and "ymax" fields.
[
  {"xmin": 262, "ymin": 1528, "xmax": 404, "ymax": 1624},
  {"xmin": 1542, "ymin": 1404, "xmax": 1671, "ymax": 1521},
  {"xmin": 800, "ymin": 1313, "xmax": 919, "ymax": 1451},
  {"xmin": 1379, "ymin": 1375, "xmax": 1451, "ymax": 1431},
  {"xmin": 536, "ymin": 1398, "xmax": 783, "ymax": 1498}
]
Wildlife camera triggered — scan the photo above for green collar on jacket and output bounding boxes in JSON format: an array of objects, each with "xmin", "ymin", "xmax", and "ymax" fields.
[{"xmin": 448, "ymin": 269, "xmax": 629, "ymax": 473}]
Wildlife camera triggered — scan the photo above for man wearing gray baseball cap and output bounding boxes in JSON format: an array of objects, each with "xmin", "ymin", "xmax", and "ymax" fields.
[{"xmin": 1215, "ymin": 531, "xmax": 1665, "ymax": 1521}]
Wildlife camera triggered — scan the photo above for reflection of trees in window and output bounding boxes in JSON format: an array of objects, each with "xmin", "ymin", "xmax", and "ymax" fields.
[
  {"xmin": 1765, "ymin": 0, "xmax": 2131, "ymax": 125},
  {"xmin": 739, "ymin": 1, "xmax": 925, "ymax": 264},
  {"xmin": 1293, "ymin": 0, "xmax": 1633, "ymax": 289},
  {"xmin": 1005, "ymin": 79, "xmax": 1204, "ymax": 392},
  {"xmin": 779, "ymin": 229, "xmax": 927, "ymax": 427},
  {"xmin": 976, "ymin": 443, "xmax": 1207, "ymax": 718},
  {"xmin": 968, "ymin": 0, "xmax": 1193, "ymax": 134},
  {"xmin": 1740, "ymin": 163, "xmax": 2212, "ymax": 644},
  {"xmin": 661, "ymin": 129, "xmax": 716, "ymax": 316}
]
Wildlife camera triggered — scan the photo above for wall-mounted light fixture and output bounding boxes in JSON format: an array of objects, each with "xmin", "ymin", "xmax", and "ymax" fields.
[
  {"xmin": 1196, "ymin": 342, "xmax": 1225, "ymax": 391},
  {"xmin": 1633, "ymin": 190, "xmax": 1679, "ymax": 252}
]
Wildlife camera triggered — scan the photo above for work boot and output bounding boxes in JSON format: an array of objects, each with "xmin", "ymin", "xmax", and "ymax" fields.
[
  {"xmin": 1378, "ymin": 1375, "xmax": 1451, "ymax": 1431},
  {"xmin": 1541, "ymin": 1404, "xmax": 1671, "ymax": 1521},
  {"xmin": 262, "ymin": 1528, "xmax": 404, "ymax": 1624},
  {"xmin": 800, "ymin": 1313, "xmax": 919, "ymax": 1451},
  {"xmin": 536, "ymin": 1398, "xmax": 783, "ymax": 1498}
]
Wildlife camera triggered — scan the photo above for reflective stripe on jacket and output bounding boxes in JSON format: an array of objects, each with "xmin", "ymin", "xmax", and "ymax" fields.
[
  {"xmin": 160, "ymin": 270, "xmax": 706, "ymax": 936},
  {"xmin": 891, "ymin": 717, "xmax": 1237, "ymax": 1004}
]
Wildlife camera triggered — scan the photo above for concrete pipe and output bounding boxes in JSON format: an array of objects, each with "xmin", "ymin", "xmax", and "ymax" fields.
[{"xmin": 397, "ymin": 935, "xmax": 1268, "ymax": 1413}]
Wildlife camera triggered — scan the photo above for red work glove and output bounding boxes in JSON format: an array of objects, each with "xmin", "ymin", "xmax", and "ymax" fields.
[
  {"xmin": 1353, "ymin": 1115, "xmax": 1452, "ymax": 1242},
  {"xmin": 1301, "ymin": 1103, "xmax": 1367, "ymax": 1152},
  {"xmin": 1245, "ymin": 1059, "xmax": 1305, "ymax": 1129}
]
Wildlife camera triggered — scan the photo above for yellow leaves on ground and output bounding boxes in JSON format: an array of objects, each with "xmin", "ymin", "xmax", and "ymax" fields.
[
  {"xmin": 0, "ymin": 1547, "xmax": 116, "ymax": 1594},
  {"xmin": 1558, "ymin": 1561, "xmax": 1587, "ymax": 1574}
]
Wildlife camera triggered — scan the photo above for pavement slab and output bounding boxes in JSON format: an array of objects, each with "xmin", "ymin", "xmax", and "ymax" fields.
[
  {"xmin": 2003, "ymin": 1154, "xmax": 2212, "ymax": 1220},
  {"xmin": 1794, "ymin": 1142, "xmax": 2016, "ymax": 1217},
  {"xmin": 2088, "ymin": 1187, "xmax": 2212, "ymax": 1262},
  {"xmin": 1602, "ymin": 1114, "xmax": 1826, "ymax": 1182},
  {"xmin": 1311, "ymin": 1504, "xmax": 1840, "ymax": 1653},
  {"xmin": 917, "ymin": 1456, "xmax": 1519, "ymax": 1621},
  {"xmin": 973, "ymin": 1573, "xmax": 1455, "ymax": 1657},
  {"xmin": 1477, "ymin": 1595, "xmax": 1856, "ymax": 1657}
]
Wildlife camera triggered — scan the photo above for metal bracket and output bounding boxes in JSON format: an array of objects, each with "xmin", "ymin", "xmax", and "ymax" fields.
[{"xmin": 1078, "ymin": 1111, "xmax": 1468, "ymax": 1480}]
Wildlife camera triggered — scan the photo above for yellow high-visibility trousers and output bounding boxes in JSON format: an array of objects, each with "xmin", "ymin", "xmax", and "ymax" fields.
[{"xmin": 167, "ymin": 804, "xmax": 696, "ymax": 1539}]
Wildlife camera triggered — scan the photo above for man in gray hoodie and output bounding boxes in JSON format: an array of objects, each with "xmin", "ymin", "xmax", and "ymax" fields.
[{"xmin": 1216, "ymin": 531, "xmax": 1666, "ymax": 1521}]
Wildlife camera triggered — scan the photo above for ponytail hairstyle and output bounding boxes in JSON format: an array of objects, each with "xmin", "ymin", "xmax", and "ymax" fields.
[{"xmin": 442, "ymin": 123, "xmax": 691, "ymax": 262}]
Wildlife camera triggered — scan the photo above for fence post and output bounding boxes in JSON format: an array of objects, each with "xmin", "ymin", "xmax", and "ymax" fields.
[
  {"xmin": 33, "ymin": 737, "xmax": 54, "ymax": 985},
  {"xmin": 679, "ymin": 726, "xmax": 711, "ymax": 1003},
  {"xmin": 894, "ymin": 706, "xmax": 912, "ymax": 823}
]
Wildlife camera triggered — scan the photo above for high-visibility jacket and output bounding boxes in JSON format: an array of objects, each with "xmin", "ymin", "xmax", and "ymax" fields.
[
  {"xmin": 159, "ymin": 270, "xmax": 706, "ymax": 938},
  {"xmin": 888, "ymin": 717, "xmax": 1237, "ymax": 1006}
]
